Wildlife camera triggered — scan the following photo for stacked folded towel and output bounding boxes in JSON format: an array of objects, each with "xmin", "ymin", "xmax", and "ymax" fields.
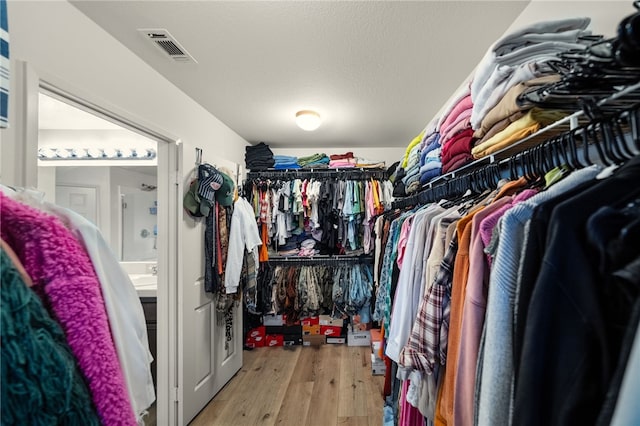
[
  {"xmin": 329, "ymin": 152, "xmax": 356, "ymax": 168},
  {"xmin": 273, "ymin": 155, "xmax": 300, "ymax": 170},
  {"xmin": 298, "ymin": 153, "xmax": 330, "ymax": 168}
]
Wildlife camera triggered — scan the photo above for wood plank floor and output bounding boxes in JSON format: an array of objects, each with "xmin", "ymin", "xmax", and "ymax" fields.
[{"xmin": 190, "ymin": 345, "xmax": 385, "ymax": 426}]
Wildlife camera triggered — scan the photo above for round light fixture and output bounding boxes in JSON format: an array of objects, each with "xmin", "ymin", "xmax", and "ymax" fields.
[{"xmin": 295, "ymin": 110, "xmax": 321, "ymax": 131}]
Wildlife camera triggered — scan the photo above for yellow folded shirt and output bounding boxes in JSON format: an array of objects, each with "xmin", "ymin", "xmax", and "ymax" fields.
[
  {"xmin": 471, "ymin": 109, "xmax": 567, "ymax": 159},
  {"xmin": 401, "ymin": 131, "xmax": 425, "ymax": 169}
]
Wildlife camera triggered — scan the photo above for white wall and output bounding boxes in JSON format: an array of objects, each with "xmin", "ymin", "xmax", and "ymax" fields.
[
  {"xmin": 37, "ymin": 166, "xmax": 56, "ymax": 203},
  {"xmin": 2, "ymin": 0, "xmax": 249, "ymax": 184}
]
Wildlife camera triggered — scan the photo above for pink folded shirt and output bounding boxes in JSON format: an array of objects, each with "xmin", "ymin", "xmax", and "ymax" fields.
[{"xmin": 439, "ymin": 94, "xmax": 473, "ymax": 134}]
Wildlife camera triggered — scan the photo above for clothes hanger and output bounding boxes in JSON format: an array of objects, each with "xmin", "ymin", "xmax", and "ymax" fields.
[
  {"xmin": 586, "ymin": 122, "xmax": 613, "ymax": 166},
  {"xmin": 598, "ymin": 117, "xmax": 628, "ymax": 166},
  {"xmin": 603, "ymin": 119, "xmax": 626, "ymax": 163},
  {"xmin": 521, "ymin": 146, "xmax": 545, "ymax": 188},
  {"xmin": 547, "ymin": 137, "xmax": 562, "ymax": 170},
  {"xmin": 522, "ymin": 149, "xmax": 535, "ymax": 181},
  {"xmin": 611, "ymin": 112, "xmax": 637, "ymax": 159},
  {"xmin": 630, "ymin": 106, "xmax": 640, "ymax": 151},
  {"xmin": 611, "ymin": 111, "xmax": 637, "ymax": 159},
  {"xmin": 560, "ymin": 133, "xmax": 575, "ymax": 168},
  {"xmin": 537, "ymin": 140, "xmax": 550, "ymax": 172},
  {"xmin": 533, "ymin": 145, "xmax": 544, "ymax": 178},
  {"xmin": 569, "ymin": 129, "xmax": 590, "ymax": 168}
]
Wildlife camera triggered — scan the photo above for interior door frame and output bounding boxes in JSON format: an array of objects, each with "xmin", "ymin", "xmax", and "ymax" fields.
[{"xmin": 15, "ymin": 60, "xmax": 182, "ymax": 425}]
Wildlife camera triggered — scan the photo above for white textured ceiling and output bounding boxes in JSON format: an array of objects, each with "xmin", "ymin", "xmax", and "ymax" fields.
[{"xmin": 70, "ymin": 1, "xmax": 530, "ymax": 149}]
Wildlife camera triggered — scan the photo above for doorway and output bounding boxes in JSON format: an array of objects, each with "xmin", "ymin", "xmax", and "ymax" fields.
[{"xmin": 35, "ymin": 84, "xmax": 177, "ymax": 426}]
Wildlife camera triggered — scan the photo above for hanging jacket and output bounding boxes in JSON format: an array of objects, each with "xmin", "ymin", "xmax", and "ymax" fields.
[
  {"xmin": 0, "ymin": 193, "xmax": 137, "ymax": 426},
  {"xmin": 1, "ymin": 247, "xmax": 101, "ymax": 425}
]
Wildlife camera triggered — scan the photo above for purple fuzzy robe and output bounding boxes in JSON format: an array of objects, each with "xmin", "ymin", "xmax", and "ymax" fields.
[{"xmin": 1, "ymin": 194, "xmax": 136, "ymax": 425}]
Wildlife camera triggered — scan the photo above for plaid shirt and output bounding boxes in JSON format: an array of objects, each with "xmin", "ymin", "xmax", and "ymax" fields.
[{"xmin": 400, "ymin": 235, "xmax": 458, "ymax": 373}]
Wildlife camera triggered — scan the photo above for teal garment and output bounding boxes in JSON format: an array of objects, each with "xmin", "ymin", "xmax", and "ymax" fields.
[
  {"xmin": 373, "ymin": 210, "xmax": 414, "ymax": 332},
  {"xmin": 353, "ymin": 181, "xmax": 362, "ymax": 214},
  {"xmin": 297, "ymin": 153, "xmax": 329, "ymax": 167},
  {"xmin": 0, "ymin": 248, "xmax": 100, "ymax": 426}
]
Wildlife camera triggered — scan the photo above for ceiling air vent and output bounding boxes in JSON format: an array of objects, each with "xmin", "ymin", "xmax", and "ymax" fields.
[{"xmin": 138, "ymin": 29, "xmax": 197, "ymax": 63}]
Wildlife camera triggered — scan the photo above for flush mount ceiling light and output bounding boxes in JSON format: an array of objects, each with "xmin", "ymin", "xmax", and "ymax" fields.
[{"xmin": 295, "ymin": 110, "xmax": 322, "ymax": 131}]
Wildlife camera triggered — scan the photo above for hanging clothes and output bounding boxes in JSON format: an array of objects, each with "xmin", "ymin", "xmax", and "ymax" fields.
[
  {"xmin": 258, "ymin": 262, "xmax": 374, "ymax": 320},
  {"xmin": 46, "ymin": 203, "xmax": 156, "ymax": 420},
  {"xmin": 0, "ymin": 245, "xmax": 101, "ymax": 425},
  {"xmin": 245, "ymin": 177, "xmax": 393, "ymax": 257},
  {"xmin": 0, "ymin": 193, "xmax": 137, "ymax": 426},
  {"xmin": 224, "ymin": 197, "xmax": 262, "ymax": 295},
  {"xmin": 513, "ymin": 156, "xmax": 640, "ymax": 425}
]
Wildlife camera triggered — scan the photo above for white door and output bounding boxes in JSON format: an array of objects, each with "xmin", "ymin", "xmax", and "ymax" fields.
[
  {"xmin": 179, "ymin": 157, "xmax": 243, "ymax": 425},
  {"xmin": 55, "ymin": 185, "xmax": 98, "ymax": 225}
]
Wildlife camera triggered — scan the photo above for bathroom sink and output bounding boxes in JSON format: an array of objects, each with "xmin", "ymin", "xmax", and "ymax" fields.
[
  {"xmin": 129, "ymin": 274, "xmax": 157, "ymax": 298},
  {"xmin": 129, "ymin": 274, "xmax": 157, "ymax": 286}
]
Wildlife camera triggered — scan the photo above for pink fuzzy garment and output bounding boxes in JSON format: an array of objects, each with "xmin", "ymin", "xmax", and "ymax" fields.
[{"xmin": 0, "ymin": 194, "xmax": 136, "ymax": 425}]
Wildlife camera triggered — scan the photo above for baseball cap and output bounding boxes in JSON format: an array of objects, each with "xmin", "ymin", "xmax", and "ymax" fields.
[
  {"xmin": 183, "ymin": 179, "xmax": 212, "ymax": 217},
  {"xmin": 197, "ymin": 164, "xmax": 224, "ymax": 202},
  {"xmin": 215, "ymin": 172, "xmax": 235, "ymax": 207}
]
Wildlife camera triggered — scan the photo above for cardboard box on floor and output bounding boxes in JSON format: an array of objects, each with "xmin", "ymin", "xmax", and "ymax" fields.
[
  {"xmin": 326, "ymin": 335, "xmax": 346, "ymax": 344},
  {"xmin": 245, "ymin": 326, "xmax": 266, "ymax": 348},
  {"xmin": 265, "ymin": 335, "xmax": 284, "ymax": 347},
  {"xmin": 301, "ymin": 316, "xmax": 320, "ymax": 326},
  {"xmin": 319, "ymin": 315, "xmax": 344, "ymax": 327},
  {"xmin": 371, "ymin": 353, "xmax": 386, "ymax": 375},
  {"xmin": 348, "ymin": 328, "xmax": 371, "ymax": 346},
  {"xmin": 320, "ymin": 325, "xmax": 343, "ymax": 336},
  {"xmin": 370, "ymin": 328, "xmax": 383, "ymax": 354},
  {"xmin": 266, "ymin": 325, "xmax": 302, "ymax": 336},
  {"xmin": 303, "ymin": 335, "xmax": 326, "ymax": 346},
  {"xmin": 263, "ymin": 314, "xmax": 284, "ymax": 326},
  {"xmin": 283, "ymin": 335, "xmax": 303, "ymax": 346},
  {"xmin": 303, "ymin": 324, "xmax": 321, "ymax": 335}
]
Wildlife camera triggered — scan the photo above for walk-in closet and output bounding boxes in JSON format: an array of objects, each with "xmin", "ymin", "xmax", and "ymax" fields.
[{"xmin": 2, "ymin": 1, "xmax": 640, "ymax": 426}]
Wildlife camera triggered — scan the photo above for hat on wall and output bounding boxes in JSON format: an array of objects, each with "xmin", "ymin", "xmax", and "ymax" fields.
[
  {"xmin": 183, "ymin": 179, "xmax": 212, "ymax": 217},
  {"xmin": 197, "ymin": 163, "xmax": 224, "ymax": 202},
  {"xmin": 215, "ymin": 172, "xmax": 235, "ymax": 207}
]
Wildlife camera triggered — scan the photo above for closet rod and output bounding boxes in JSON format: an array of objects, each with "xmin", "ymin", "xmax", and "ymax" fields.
[
  {"xmin": 392, "ymin": 102, "xmax": 640, "ymax": 209},
  {"xmin": 266, "ymin": 255, "xmax": 374, "ymax": 265},
  {"xmin": 246, "ymin": 168, "xmax": 386, "ymax": 181}
]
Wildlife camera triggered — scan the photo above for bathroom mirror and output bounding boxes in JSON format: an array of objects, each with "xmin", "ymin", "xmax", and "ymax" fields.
[{"xmin": 37, "ymin": 92, "xmax": 159, "ymax": 262}]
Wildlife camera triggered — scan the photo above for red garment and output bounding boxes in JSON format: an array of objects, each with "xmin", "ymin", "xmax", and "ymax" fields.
[
  {"xmin": 442, "ymin": 152, "xmax": 474, "ymax": 174},
  {"xmin": 329, "ymin": 152, "xmax": 354, "ymax": 160},
  {"xmin": 441, "ymin": 128, "xmax": 475, "ymax": 165},
  {"xmin": 383, "ymin": 355, "xmax": 393, "ymax": 397},
  {"xmin": 216, "ymin": 203, "xmax": 224, "ymax": 275}
]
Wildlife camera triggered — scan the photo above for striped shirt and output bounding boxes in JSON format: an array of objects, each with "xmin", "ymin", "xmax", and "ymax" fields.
[{"xmin": 1, "ymin": 0, "xmax": 9, "ymax": 128}]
